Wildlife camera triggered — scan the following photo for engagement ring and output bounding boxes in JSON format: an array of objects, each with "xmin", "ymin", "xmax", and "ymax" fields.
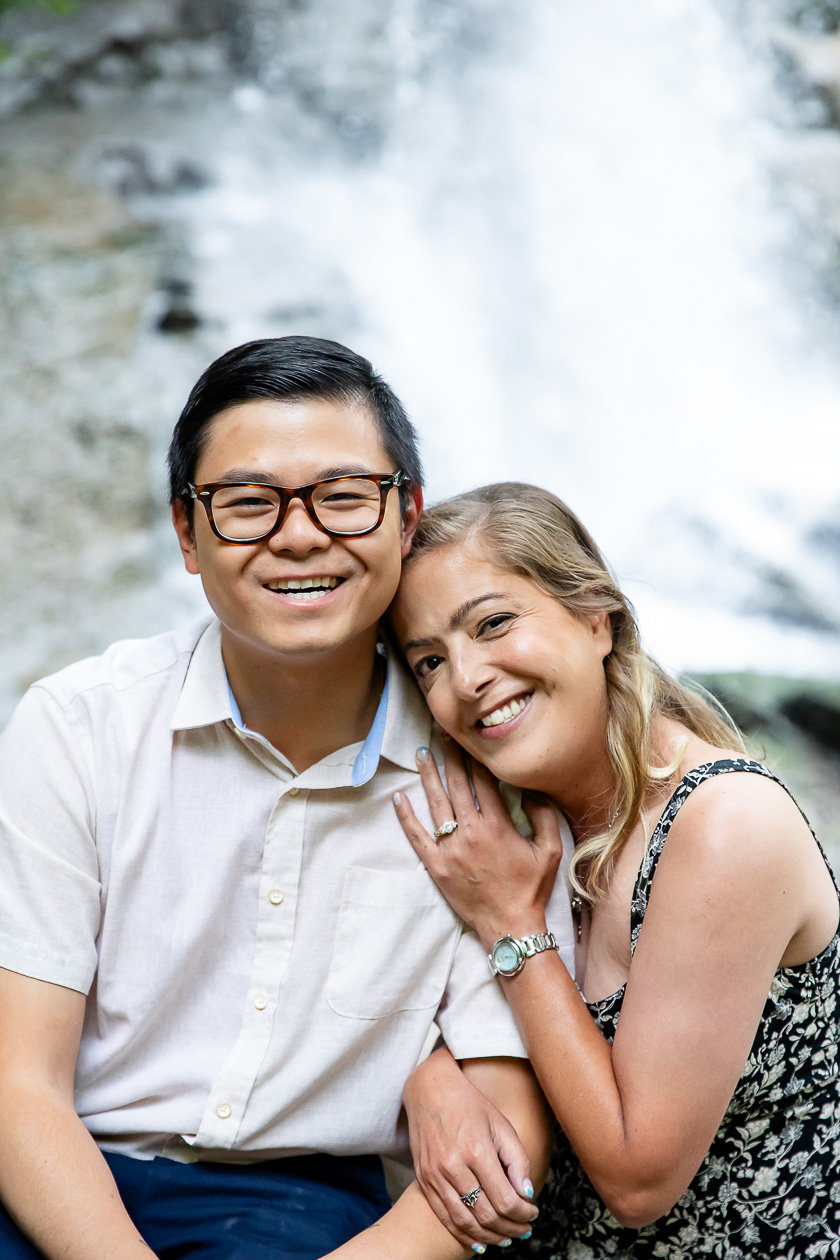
[{"xmin": 433, "ymin": 819, "xmax": 458, "ymax": 839}]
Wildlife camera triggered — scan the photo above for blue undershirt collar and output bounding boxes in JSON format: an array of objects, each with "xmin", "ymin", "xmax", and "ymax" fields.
[{"xmin": 225, "ymin": 654, "xmax": 390, "ymax": 788}]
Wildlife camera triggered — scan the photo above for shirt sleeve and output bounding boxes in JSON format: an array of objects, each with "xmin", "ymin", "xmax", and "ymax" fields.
[
  {"xmin": 0, "ymin": 685, "xmax": 101, "ymax": 992},
  {"xmin": 435, "ymin": 787, "xmax": 576, "ymax": 1061}
]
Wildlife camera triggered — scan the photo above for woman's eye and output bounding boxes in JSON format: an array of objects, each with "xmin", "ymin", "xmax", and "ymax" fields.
[
  {"xmin": 478, "ymin": 613, "xmax": 513, "ymax": 635},
  {"xmin": 414, "ymin": 655, "xmax": 443, "ymax": 679}
]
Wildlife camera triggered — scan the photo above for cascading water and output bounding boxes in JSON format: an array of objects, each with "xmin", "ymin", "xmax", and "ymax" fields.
[{"xmin": 1, "ymin": 0, "xmax": 839, "ymax": 721}]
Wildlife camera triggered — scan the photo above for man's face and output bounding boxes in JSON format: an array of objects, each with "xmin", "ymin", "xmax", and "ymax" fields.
[{"xmin": 172, "ymin": 397, "xmax": 421, "ymax": 668}]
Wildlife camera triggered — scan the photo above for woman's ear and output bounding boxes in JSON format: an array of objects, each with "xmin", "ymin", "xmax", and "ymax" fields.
[
  {"xmin": 591, "ymin": 610, "xmax": 613, "ymax": 660},
  {"xmin": 400, "ymin": 484, "xmax": 424, "ymax": 558}
]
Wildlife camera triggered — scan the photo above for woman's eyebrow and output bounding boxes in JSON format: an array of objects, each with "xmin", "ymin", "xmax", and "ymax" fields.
[{"xmin": 403, "ymin": 593, "xmax": 508, "ymax": 652}]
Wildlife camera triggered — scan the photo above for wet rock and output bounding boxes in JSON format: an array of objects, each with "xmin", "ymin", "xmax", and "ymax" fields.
[
  {"xmin": 810, "ymin": 518, "xmax": 840, "ymax": 561},
  {"xmin": 742, "ymin": 562, "xmax": 839, "ymax": 633},
  {"xmin": 772, "ymin": 23, "xmax": 840, "ymax": 119},
  {"xmin": 780, "ymin": 693, "xmax": 840, "ymax": 751},
  {"xmin": 0, "ymin": 0, "xmax": 241, "ymax": 118},
  {"xmin": 89, "ymin": 140, "xmax": 210, "ymax": 197},
  {"xmin": 179, "ymin": 0, "xmax": 242, "ymax": 40},
  {"xmin": 156, "ymin": 278, "xmax": 202, "ymax": 333}
]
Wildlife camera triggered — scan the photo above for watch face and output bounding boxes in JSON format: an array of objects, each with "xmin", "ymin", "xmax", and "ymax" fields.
[{"xmin": 493, "ymin": 939, "xmax": 521, "ymax": 975}]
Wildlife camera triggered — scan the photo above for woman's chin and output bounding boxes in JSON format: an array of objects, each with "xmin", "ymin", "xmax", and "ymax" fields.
[{"xmin": 460, "ymin": 735, "xmax": 544, "ymax": 792}]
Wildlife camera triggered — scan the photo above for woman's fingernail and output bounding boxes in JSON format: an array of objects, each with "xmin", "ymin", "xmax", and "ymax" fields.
[
  {"xmin": 519, "ymin": 1230, "xmax": 533, "ymax": 1240},
  {"xmin": 392, "ymin": 792, "xmax": 404, "ymax": 807},
  {"xmin": 416, "ymin": 745, "xmax": 429, "ymax": 763},
  {"xmin": 524, "ymin": 1179, "xmax": 534, "ymax": 1200},
  {"xmin": 471, "ymin": 1247, "xmax": 486, "ymax": 1255},
  {"xmin": 500, "ymin": 1242, "xmax": 513, "ymax": 1249}
]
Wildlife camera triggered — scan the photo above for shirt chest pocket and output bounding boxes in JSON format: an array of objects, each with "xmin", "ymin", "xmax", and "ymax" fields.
[{"xmin": 327, "ymin": 866, "xmax": 460, "ymax": 1019}]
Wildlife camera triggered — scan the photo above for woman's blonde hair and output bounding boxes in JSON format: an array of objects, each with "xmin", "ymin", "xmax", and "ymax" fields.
[{"xmin": 405, "ymin": 482, "xmax": 746, "ymax": 903}]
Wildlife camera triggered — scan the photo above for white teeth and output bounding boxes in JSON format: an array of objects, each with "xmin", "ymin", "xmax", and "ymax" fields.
[
  {"xmin": 480, "ymin": 695, "xmax": 531, "ymax": 728},
  {"xmin": 266, "ymin": 577, "xmax": 340, "ymax": 593}
]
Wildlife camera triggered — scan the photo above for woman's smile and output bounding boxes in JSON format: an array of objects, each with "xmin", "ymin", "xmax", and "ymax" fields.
[
  {"xmin": 392, "ymin": 542, "xmax": 613, "ymax": 795},
  {"xmin": 476, "ymin": 690, "xmax": 533, "ymax": 737}
]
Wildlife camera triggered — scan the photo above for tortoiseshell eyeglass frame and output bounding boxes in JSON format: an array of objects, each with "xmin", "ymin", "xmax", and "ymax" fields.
[{"xmin": 187, "ymin": 470, "xmax": 408, "ymax": 543}]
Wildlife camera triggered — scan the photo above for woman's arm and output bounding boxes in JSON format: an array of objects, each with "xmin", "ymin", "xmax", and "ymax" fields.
[
  {"xmin": 395, "ymin": 745, "xmax": 835, "ymax": 1227},
  {"xmin": 322, "ymin": 1056, "xmax": 551, "ymax": 1257},
  {"xmin": 404, "ymin": 1052, "xmax": 548, "ymax": 1245}
]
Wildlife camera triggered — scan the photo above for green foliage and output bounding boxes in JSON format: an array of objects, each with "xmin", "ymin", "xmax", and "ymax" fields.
[
  {"xmin": 0, "ymin": 0, "xmax": 77, "ymax": 15},
  {"xmin": 0, "ymin": 0, "xmax": 79, "ymax": 62}
]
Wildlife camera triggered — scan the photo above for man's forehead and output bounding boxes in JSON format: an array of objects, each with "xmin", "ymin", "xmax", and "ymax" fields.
[{"xmin": 197, "ymin": 396, "xmax": 391, "ymax": 480}]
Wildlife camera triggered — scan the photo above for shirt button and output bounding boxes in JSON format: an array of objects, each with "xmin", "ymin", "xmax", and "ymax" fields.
[
  {"xmin": 253, "ymin": 994, "xmax": 267, "ymax": 1010},
  {"xmin": 269, "ymin": 888, "xmax": 284, "ymax": 905},
  {"xmin": 216, "ymin": 1103, "xmax": 232, "ymax": 1119},
  {"xmin": 288, "ymin": 786, "xmax": 301, "ymax": 797}
]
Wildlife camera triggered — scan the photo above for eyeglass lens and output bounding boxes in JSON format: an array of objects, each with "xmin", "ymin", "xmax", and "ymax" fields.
[{"xmin": 209, "ymin": 478, "xmax": 385, "ymax": 539}]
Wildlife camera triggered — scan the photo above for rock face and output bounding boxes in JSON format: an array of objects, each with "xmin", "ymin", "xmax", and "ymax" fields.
[
  {"xmin": 780, "ymin": 693, "xmax": 840, "ymax": 751},
  {"xmin": 0, "ymin": 0, "xmax": 839, "ymax": 742}
]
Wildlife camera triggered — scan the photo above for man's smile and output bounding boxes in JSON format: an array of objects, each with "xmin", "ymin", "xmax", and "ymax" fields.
[{"xmin": 262, "ymin": 575, "xmax": 347, "ymax": 602}]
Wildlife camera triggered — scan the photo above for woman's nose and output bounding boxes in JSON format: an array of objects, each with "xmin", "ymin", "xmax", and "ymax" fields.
[{"xmin": 450, "ymin": 648, "xmax": 493, "ymax": 700}]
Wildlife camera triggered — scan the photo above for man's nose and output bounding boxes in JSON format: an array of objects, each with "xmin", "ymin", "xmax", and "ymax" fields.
[{"xmin": 267, "ymin": 497, "xmax": 331, "ymax": 554}]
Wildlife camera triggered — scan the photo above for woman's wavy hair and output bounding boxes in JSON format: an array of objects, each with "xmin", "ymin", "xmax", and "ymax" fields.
[{"xmin": 405, "ymin": 482, "xmax": 745, "ymax": 903}]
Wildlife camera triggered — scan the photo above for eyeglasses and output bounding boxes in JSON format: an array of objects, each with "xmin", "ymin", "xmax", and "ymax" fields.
[{"xmin": 187, "ymin": 471, "xmax": 408, "ymax": 543}]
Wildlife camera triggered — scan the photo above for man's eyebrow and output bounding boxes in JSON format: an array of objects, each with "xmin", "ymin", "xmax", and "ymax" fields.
[
  {"xmin": 403, "ymin": 594, "xmax": 508, "ymax": 653},
  {"xmin": 210, "ymin": 465, "xmax": 382, "ymax": 486}
]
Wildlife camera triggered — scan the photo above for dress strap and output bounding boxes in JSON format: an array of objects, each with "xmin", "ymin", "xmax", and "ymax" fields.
[{"xmin": 627, "ymin": 758, "xmax": 826, "ymax": 956}]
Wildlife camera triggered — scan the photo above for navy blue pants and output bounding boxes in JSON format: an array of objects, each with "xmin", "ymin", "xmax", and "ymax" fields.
[{"xmin": 0, "ymin": 1150, "xmax": 391, "ymax": 1258}]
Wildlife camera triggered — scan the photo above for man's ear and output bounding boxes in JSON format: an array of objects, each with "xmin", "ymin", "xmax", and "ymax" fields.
[
  {"xmin": 172, "ymin": 501, "xmax": 200, "ymax": 576},
  {"xmin": 399, "ymin": 484, "xmax": 424, "ymax": 559}
]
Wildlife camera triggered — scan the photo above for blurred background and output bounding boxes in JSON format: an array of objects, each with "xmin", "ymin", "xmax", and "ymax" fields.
[{"xmin": 1, "ymin": 0, "xmax": 838, "ymax": 853}]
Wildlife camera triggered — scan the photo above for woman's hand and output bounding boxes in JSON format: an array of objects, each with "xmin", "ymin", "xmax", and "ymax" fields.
[
  {"xmin": 393, "ymin": 739, "xmax": 563, "ymax": 948},
  {"xmin": 403, "ymin": 1047, "xmax": 539, "ymax": 1249}
]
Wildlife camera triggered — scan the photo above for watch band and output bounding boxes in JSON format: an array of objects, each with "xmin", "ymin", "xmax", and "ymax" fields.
[{"xmin": 487, "ymin": 931, "xmax": 558, "ymax": 977}]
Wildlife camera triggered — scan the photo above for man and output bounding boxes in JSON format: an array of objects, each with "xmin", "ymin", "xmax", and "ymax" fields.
[{"xmin": 0, "ymin": 337, "xmax": 571, "ymax": 1259}]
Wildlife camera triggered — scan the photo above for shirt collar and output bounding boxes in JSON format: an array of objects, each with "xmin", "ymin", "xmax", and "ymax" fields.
[
  {"xmin": 376, "ymin": 630, "xmax": 433, "ymax": 775},
  {"xmin": 170, "ymin": 619, "xmax": 431, "ymax": 782},
  {"xmin": 170, "ymin": 620, "xmax": 233, "ymax": 731}
]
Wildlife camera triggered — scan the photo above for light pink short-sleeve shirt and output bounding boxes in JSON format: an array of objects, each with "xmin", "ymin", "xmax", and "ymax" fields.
[{"xmin": 0, "ymin": 618, "xmax": 575, "ymax": 1163}]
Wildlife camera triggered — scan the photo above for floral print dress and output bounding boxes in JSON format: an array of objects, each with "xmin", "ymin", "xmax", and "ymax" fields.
[{"xmin": 512, "ymin": 759, "xmax": 840, "ymax": 1260}]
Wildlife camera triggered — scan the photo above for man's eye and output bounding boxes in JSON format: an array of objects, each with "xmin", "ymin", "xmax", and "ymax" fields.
[
  {"xmin": 415, "ymin": 655, "xmax": 443, "ymax": 679},
  {"xmin": 232, "ymin": 496, "xmax": 274, "ymax": 509}
]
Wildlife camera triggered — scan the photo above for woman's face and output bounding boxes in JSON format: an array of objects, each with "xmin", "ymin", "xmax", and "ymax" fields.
[{"xmin": 392, "ymin": 543, "xmax": 614, "ymax": 796}]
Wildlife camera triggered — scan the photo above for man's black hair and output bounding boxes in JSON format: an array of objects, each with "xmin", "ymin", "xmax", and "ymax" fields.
[{"xmin": 168, "ymin": 336, "xmax": 423, "ymax": 524}]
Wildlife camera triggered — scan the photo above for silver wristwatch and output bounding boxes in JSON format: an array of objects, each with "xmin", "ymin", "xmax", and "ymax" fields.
[{"xmin": 487, "ymin": 931, "xmax": 558, "ymax": 978}]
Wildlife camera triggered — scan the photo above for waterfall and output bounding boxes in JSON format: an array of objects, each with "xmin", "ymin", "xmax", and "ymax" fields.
[{"xmin": 1, "ymin": 0, "xmax": 839, "ymax": 718}]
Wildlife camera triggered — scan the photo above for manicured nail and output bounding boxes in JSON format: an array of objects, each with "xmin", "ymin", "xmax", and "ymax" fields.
[
  {"xmin": 471, "ymin": 1247, "xmax": 486, "ymax": 1255},
  {"xmin": 500, "ymin": 1242, "xmax": 512, "ymax": 1249},
  {"xmin": 523, "ymin": 1179, "xmax": 534, "ymax": 1199},
  {"xmin": 519, "ymin": 1230, "xmax": 533, "ymax": 1240},
  {"xmin": 392, "ymin": 792, "xmax": 404, "ymax": 807},
  {"xmin": 416, "ymin": 745, "xmax": 429, "ymax": 763}
]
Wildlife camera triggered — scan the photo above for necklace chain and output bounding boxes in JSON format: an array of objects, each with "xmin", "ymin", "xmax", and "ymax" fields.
[{"xmin": 570, "ymin": 804, "xmax": 621, "ymax": 943}]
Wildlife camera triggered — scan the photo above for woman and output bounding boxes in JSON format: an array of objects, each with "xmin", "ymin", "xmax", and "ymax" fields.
[{"xmin": 390, "ymin": 482, "xmax": 840, "ymax": 1259}]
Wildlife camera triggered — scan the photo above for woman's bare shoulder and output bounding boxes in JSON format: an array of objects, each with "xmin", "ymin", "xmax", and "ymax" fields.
[{"xmin": 662, "ymin": 734, "xmax": 812, "ymax": 873}]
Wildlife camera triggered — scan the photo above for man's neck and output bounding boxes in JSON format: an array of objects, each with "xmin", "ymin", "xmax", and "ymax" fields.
[{"xmin": 221, "ymin": 628, "xmax": 385, "ymax": 773}]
